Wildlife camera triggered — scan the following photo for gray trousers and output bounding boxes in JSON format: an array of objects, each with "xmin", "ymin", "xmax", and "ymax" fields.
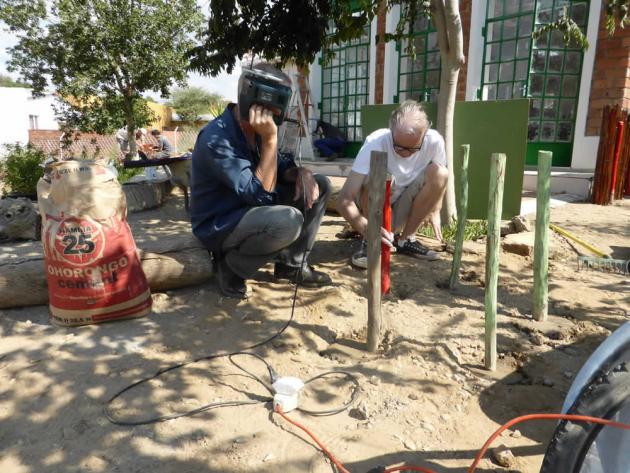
[{"xmin": 222, "ymin": 174, "xmax": 331, "ymax": 279}]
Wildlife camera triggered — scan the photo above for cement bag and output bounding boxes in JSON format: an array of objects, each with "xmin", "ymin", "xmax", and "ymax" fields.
[{"xmin": 37, "ymin": 160, "xmax": 151, "ymax": 326}]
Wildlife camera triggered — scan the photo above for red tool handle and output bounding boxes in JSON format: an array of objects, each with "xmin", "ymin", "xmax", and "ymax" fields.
[
  {"xmin": 610, "ymin": 120, "xmax": 625, "ymax": 201},
  {"xmin": 381, "ymin": 178, "xmax": 392, "ymax": 295}
]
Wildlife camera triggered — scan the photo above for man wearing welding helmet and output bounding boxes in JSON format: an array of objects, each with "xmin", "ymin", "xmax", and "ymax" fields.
[
  {"xmin": 336, "ymin": 100, "xmax": 448, "ymax": 269},
  {"xmin": 190, "ymin": 63, "xmax": 332, "ymax": 298}
]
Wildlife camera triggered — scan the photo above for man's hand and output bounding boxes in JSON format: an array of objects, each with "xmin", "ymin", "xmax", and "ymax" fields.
[
  {"xmin": 423, "ymin": 211, "xmax": 443, "ymax": 242},
  {"xmin": 293, "ymin": 168, "xmax": 319, "ymax": 209},
  {"xmin": 249, "ymin": 105, "xmax": 277, "ymax": 141}
]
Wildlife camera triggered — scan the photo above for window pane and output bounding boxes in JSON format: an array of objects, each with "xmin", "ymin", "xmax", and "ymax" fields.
[
  {"xmin": 428, "ymin": 32, "xmax": 438, "ymax": 49},
  {"xmin": 516, "ymin": 38, "xmax": 531, "ymax": 58},
  {"xmin": 506, "ymin": 0, "xmax": 519, "ymax": 15},
  {"xmin": 515, "ymin": 60, "xmax": 528, "ymax": 80},
  {"xmin": 493, "ymin": 1, "xmax": 503, "ymax": 18},
  {"xmin": 559, "ymin": 99, "xmax": 576, "ymax": 120},
  {"xmin": 541, "ymin": 122, "xmax": 556, "ymax": 141},
  {"xmin": 557, "ymin": 122, "xmax": 573, "ymax": 141},
  {"xmin": 535, "ymin": 31, "xmax": 548, "ymax": 48},
  {"xmin": 562, "ymin": 76, "xmax": 578, "ymax": 97},
  {"xmin": 503, "ymin": 19, "xmax": 517, "ymax": 40},
  {"xmin": 571, "ymin": 2, "xmax": 588, "ymax": 26},
  {"xmin": 530, "ymin": 99, "xmax": 542, "ymax": 118},
  {"xmin": 487, "ymin": 22, "xmax": 500, "ymax": 41},
  {"xmin": 427, "ymin": 52, "xmax": 440, "ymax": 69},
  {"xmin": 485, "ymin": 63, "xmax": 499, "ymax": 82},
  {"xmin": 500, "ymin": 62, "xmax": 514, "ymax": 81},
  {"xmin": 427, "ymin": 70, "xmax": 440, "ymax": 88},
  {"xmin": 532, "ymin": 50, "xmax": 547, "ymax": 72},
  {"xmin": 324, "ymin": 68, "xmax": 332, "ymax": 82},
  {"xmin": 543, "ymin": 99, "xmax": 557, "ymax": 119},
  {"xmin": 498, "ymin": 83, "xmax": 512, "ymax": 99},
  {"xmin": 550, "ymin": 30, "xmax": 564, "ymax": 48},
  {"xmin": 501, "ymin": 41, "xmax": 516, "ymax": 61},
  {"xmin": 485, "ymin": 84, "xmax": 497, "ymax": 100},
  {"xmin": 545, "ymin": 75, "xmax": 561, "ymax": 96},
  {"xmin": 528, "ymin": 122, "xmax": 540, "ymax": 141},
  {"xmin": 519, "ymin": 15, "xmax": 533, "ymax": 36},
  {"xmin": 548, "ymin": 51, "xmax": 563, "ymax": 72},
  {"xmin": 565, "ymin": 52, "xmax": 581, "ymax": 73},
  {"xmin": 530, "ymin": 74, "xmax": 544, "ymax": 95},
  {"xmin": 522, "ymin": 0, "xmax": 535, "ymax": 11},
  {"xmin": 487, "ymin": 43, "xmax": 500, "ymax": 62},
  {"xmin": 513, "ymin": 82, "xmax": 524, "ymax": 98}
]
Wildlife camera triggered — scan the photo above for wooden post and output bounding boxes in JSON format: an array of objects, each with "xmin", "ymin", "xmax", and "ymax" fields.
[
  {"xmin": 448, "ymin": 144, "xmax": 470, "ymax": 289},
  {"xmin": 533, "ymin": 150, "xmax": 552, "ymax": 322},
  {"xmin": 484, "ymin": 153, "xmax": 506, "ymax": 371},
  {"xmin": 367, "ymin": 151, "xmax": 387, "ymax": 352}
]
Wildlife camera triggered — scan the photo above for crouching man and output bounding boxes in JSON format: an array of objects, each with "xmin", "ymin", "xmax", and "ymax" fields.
[
  {"xmin": 190, "ymin": 63, "xmax": 332, "ymax": 298},
  {"xmin": 336, "ymin": 100, "xmax": 448, "ymax": 269}
]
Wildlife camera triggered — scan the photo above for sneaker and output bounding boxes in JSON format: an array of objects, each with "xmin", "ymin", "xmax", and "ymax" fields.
[
  {"xmin": 213, "ymin": 253, "xmax": 248, "ymax": 299},
  {"xmin": 274, "ymin": 263, "xmax": 332, "ymax": 287},
  {"xmin": 394, "ymin": 237, "xmax": 440, "ymax": 261},
  {"xmin": 351, "ymin": 240, "xmax": 368, "ymax": 269}
]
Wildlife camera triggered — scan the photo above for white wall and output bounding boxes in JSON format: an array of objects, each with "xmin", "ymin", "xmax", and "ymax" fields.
[
  {"xmin": 466, "ymin": 0, "xmax": 487, "ymax": 101},
  {"xmin": 571, "ymin": 0, "xmax": 602, "ymax": 170},
  {"xmin": 0, "ymin": 87, "xmax": 58, "ymax": 149}
]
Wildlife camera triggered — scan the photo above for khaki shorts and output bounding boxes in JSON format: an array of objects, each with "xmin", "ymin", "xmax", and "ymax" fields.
[{"xmin": 356, "ymin": 168, "xmax": 427, "ymax": 233}]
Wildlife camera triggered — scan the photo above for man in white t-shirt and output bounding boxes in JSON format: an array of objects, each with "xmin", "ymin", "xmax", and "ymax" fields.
[{"xmin": 336, "ymin": 100, "xmax": 448, "ymax": 268}]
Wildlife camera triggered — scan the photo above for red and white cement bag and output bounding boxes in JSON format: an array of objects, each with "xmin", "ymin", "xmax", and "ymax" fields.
[{"xmin": 37, "ymin": 160, "xmax": 151, "ymax": 326}]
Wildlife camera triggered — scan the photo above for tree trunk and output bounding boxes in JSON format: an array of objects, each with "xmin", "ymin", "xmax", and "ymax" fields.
[
  {"xmin": 432, "ymin": 0, "xmax": 465, "ymax": 226},
  {"xmin": 123, "ymin": 96, "xmax": 137, "ymax": 160}
]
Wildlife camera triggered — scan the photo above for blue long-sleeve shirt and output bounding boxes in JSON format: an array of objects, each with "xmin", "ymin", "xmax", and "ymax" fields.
[{"xmin": 190, "ymin": 104, "xmax": 296, "ymax": 252}]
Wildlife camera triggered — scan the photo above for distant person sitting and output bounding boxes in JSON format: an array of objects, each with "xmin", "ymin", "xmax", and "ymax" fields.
[
  {"xmin": 150, "ymin": 129, "xmax": 173, "ymax": 159},
  {"xmin": 116, "ymin": 126, "xmax": 147, "ymax": 160},
  {"xmin": 314, "ymin": 119, "xmax": 346, "ymax": 161}
]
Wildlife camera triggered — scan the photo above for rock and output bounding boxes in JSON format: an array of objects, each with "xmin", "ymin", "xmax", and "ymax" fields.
[
  {"xmin": 0, "ymin": 198, "xmax": 40, "ymax": 242},
  {"xmin": 530, "ymin": 333, "xmax": 545, "ymax": 346},
  {"xmin": 563, "ymin": 371, "xmax": 574, "ymax": 379},
  {"xmin": 502, "ymin": 232, "xmax": 560, "ymax": 258},
  {"xmin": 349, "ymin": 402, "xmax": 369, "ymax": 421},
  {"xmin": 408, "ymin": 393, "xmax": 419, "ymax": 401},
  {"xmin": 512, "ymin": 215, "xmax": 531, "ymax": 233},
  {"xmin": 510, "ymin": 429, "xmax": 522, "ymax": 439},
  {"xmin": 501, "ymin": 221, "xmax": 516, "ymax": 237},
  {"xmin": 492, "ymin": 445, "xmax": 517, "ymax": 468},
  {"xmin": 262, "ymin": 453, "xmax": 274, "ymax": 462},
  {"xmin": 122, "ymin": 179, "xmax": 171, "ymax": 213},
  {"xmin": 542, "ymin": 377, "xmax": 555, "ymax": 387}
]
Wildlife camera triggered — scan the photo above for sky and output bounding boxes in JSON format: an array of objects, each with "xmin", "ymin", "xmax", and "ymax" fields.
[{"xmin": 0, "ymin": 15, "xmax": 241, "ymax": 103}]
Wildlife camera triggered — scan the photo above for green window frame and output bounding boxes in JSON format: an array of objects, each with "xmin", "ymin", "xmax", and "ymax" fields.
[
  {"xmin": 480, "ymin": 0, "xmax": 589, "ymax": 166},
  {"xmin": 320, "ymin": 22, "xmax": 371, "ymax": 154},
  {"xmin": 396, "ymin": 16, "xmax": 441, "ymax": 103}
]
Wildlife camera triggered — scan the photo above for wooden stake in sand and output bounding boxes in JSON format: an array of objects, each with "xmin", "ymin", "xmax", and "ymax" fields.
[
  {"xmin": 449, "ymin": 144, "xmax": 470, "ymax": 289},
  {"xmin": 484, "ymin": 153, "xmax": 506, "ymax": 371},
  {"xmin": 533, "ymin": 150, "xmax": 552, "ymax": 322},
  {"xmin": 367, "ymin": 151, "xmax": 387, "ymax": 352}
]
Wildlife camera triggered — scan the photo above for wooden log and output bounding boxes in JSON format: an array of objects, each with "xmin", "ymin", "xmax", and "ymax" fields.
[
  {"xmin": 533, "ymin": 151, "xmax": 552, "ymax": 322},
  {"xmin": 448, "ymin": 144, "xmax": 470, "ymax": 289},
  {"xmin": 0, "ymin": 235, "xmax": 213, "ymax": 309},
  {"xmin": 484, "ymin": 153, "xmax": 506, "ymax": 371},
  {"xmin": 367, "ymin": 151, "xmax": 387, "ymax": 352}
]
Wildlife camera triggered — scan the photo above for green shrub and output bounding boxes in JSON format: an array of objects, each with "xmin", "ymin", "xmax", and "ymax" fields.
[
  {"xmin": 113, "ymin": 159, "xmax": 143, "ymax": 184},
  {"xmin": 0, "ymin": 143, "xmax": 46, "ymax": 195},
  {"xmin": 417, "ymin": 219, "xmax": 487, "ymax": 243}
]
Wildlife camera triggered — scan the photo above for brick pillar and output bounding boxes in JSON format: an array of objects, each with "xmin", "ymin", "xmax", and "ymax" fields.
[
  {"xmin": 374, "ymin": 0, "xmax": 386, "ymax": 104},
  {"xmin": 456, "ymin": 0, "xmax": 472, "ymax": 101},
  {"xmin": 586, "ymin": 10, "xmax": 630, "ymax": 136}
]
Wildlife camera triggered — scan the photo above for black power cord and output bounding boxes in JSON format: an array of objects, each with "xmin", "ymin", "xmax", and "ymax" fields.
[{"xmin": 105, "ymin": 107, "xmax": 359, "ymax": 427}]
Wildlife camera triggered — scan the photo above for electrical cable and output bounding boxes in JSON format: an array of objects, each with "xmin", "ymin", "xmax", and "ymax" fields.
[{"xmin": 273, "ymin": 410, "xmax": 630, "ymax": 473}]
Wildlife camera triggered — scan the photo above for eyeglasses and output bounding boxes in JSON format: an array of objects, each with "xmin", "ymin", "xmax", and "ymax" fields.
[{"xmin": 393, "ymin": 133, "xmax": 426, "ymax": 155}]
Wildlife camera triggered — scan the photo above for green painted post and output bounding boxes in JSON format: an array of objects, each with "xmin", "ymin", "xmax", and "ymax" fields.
[
  {"xmin": 533, "ymin": 151, "xmax": 553, "ymax": 322},
  {"xmin": 449, "ymin": 144, "xmax": 470, "ymax": 289},
  {"xmin": 485, "ymin": 153, "xmax": 506, "ymax": 371}
]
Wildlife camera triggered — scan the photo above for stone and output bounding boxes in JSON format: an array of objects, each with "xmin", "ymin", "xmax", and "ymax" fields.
[
  {"xmin": 502, "ymin": 232, "xmax": 560, "ymax": 258},
  {"xmin": 510, "ymin": 429, "xmax": 522, "ymax": 439},
  {"xmin": 0, "ymin": 198, "xmax": 40, "ymax": 242},
  {"xmin": 542, "ymin": 377, "xmax": 555, "ymax": 387},
  {"xmin": 501, "ymin": 221, "xmax": 516, "ymax": 236},
  {"xmin": 492, "ymin": 445, "xmax": 517, "ymax": 468},
  {"xmin": 512, "ymin": 215, "xmax": 531, "ymax": 233}
]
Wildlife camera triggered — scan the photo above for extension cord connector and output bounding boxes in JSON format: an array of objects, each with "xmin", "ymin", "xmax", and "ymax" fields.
[{"xmin": 272, "ymin": 376, "xmax": 304, "ymax": 413}]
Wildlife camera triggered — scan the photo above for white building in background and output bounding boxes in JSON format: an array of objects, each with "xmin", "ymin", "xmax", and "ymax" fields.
[{"xmin": 0, "ymin": 87, "xmax": 59, "ymax": 149}]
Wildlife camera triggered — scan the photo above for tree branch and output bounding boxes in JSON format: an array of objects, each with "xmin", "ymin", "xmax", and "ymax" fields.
[
  {"xmin": 431, "ymin": 0, "xmax": 449, "ymax": 59},
  {"xmin": 444, "ymin": 0, "xmax": 465, "ymax": 66}
]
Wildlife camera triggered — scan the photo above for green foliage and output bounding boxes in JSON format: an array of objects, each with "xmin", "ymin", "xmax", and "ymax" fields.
[
  {"xmin": 532, "ymin": 6, "xmax": 589, "ymax": 50},
  {"xmin": 0, "ymin": 143, "xmax": 45, "ymax": 195},
  {"xmin": 0, "ymin": 0, "xmax": 203, "ymax": 137},
  {"xmin": 168, "ymin": 87, "xmax": 226, "ymax": 125},
  {"xmin": 605, "ymin": 0, "xmax": 630, "ymax": 34},
  {"xmin": 417, "ymin": 219, "xmax": 487, "ymax": 243},
  {"xmin": 113, "ymin": 160, "xmax": 143, "ymax": 184},
  {"xmin": 0, "ymin": 73, "xmax": 30, "ymax": 88}
]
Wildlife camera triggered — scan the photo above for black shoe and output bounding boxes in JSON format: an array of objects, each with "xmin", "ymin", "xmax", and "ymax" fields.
[
  {"xmin": 274, "ymin": 263, "xmax": 332, "ymax": 287},
  {"xmin": 213, "ymin": 253, "xmax": 248, "ymax": 298},
  {"xmin": 394, "ymin": 237, "xmax": 440, "ymax": 261}
]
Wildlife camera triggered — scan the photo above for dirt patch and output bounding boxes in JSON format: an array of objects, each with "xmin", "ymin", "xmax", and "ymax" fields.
[{"xmin": 0, "ymin": 194, "xmax": 628, "ymax": 473}]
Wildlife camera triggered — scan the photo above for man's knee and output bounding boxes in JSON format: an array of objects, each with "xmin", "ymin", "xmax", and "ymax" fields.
[
  {"xmin": 274, "ymin": 206, "xmax": 304, "ymax": 245},
  {"xmin": 427, "ymin": 162, "xmax": 448, "ymax": 187}
]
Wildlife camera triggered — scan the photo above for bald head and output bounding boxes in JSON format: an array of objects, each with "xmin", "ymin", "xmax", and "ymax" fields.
[{"xmin": 389, "ymin": 100, "xmax": 430, "ymax": 135}]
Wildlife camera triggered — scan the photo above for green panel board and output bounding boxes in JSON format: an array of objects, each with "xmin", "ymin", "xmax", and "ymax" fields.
[
  {"xmin": 526, "ymin": 142, "xmax": 572, "ymax": 166},
  {"xmin": 361, "ymin": 99, "xmax": 529, "ymax": 219}
]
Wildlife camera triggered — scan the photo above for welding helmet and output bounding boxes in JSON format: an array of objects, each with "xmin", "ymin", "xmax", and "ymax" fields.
[{"xmin": 238, "ymin": 67, "xmax": 293, "ymax": 126}]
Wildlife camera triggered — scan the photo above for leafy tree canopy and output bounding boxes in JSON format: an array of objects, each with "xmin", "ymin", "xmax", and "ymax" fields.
[
  {"xmin": 0, "ymin": 0, "xmax": 203, "ymax": 138},
  {"xmin": 168, "ymin": 86, "xmax": 226, "ymax": 124},
  {"xmin": 0, "ymin": 73, "xmax": 30, "ymax": 88}
]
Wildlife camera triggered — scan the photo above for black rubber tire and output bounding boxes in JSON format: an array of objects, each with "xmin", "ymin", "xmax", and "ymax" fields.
[{"xmin": 540, "ymin": 344, "xmax": 630, "ymax": 473}]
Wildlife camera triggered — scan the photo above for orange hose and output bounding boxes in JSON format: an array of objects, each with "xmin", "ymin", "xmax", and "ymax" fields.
[{"xmin": 275, "ymin": 408, "xmax": 630, "ymax": 473}]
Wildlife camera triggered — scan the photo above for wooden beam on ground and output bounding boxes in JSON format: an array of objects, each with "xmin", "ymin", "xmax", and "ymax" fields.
[
  {"xmin": 449, "ymin": 144, "xmax": 470, "ymax": 289},
  {"xmin": 484, "ymin": 153, "xmax": 506, "ymax": 371},
  {"xmin": 533, "ymin": 150, "xmax": 552, "ymax": 322},
  {"xmin": 367, "ymin": 151, "xmax": 387, "ymax": 352}
]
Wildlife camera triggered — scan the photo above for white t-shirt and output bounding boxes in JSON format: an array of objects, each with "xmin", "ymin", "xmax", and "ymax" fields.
[{"xmin": 351, "ymin": 128, "xmax": 447, "ymax": 201}]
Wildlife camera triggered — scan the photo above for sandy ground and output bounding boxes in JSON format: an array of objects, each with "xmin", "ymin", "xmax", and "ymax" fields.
[{"xmin": 0, "ymin": 193, "xmax": 628, "ymax": 473}]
